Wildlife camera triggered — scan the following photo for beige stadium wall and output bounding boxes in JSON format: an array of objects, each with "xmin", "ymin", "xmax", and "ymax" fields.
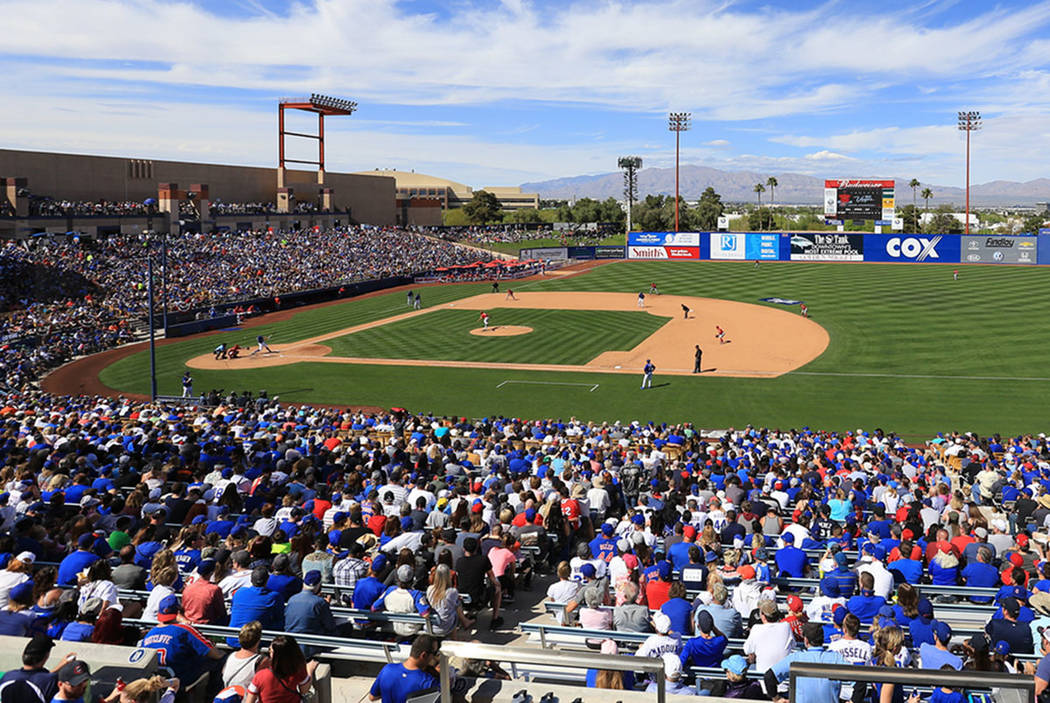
[{"xmin": 0, "ymin": 149, "xmax": 395, "ymax": 225}]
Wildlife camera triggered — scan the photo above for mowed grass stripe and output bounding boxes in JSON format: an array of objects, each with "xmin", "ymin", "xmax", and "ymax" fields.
[
  {"xmin": 98, "ymin": 260, "xmax": 1050, "ymax": 436},
  {"xmin": 325, "ymin": 308, "xmax": 670, "ymax": 365}
]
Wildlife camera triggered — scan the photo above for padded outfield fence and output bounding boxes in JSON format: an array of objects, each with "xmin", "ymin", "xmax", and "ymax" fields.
[{"xmin": 523, "ymin": 231, "xmax": 1050, "ymax": 265}]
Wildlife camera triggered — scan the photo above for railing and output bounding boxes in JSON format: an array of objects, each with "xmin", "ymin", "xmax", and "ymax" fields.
[
  {"xmin": 436, "ymin": 641, "xmax": 666, "ymax": 703},
  {"xmin": 787, "ymin": 661, "xmax": 1035, "ymax": 703}
]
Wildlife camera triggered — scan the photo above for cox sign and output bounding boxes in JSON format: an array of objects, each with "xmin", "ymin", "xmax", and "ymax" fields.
[{"xmin": 864, "ymin": 234, "xmax": 960, "ymax": 263}]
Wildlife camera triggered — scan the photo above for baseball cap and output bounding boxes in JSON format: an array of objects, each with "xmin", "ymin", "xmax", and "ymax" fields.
[
  {"xmin": 371, "ymin": 554, "xmax": 388, "ymax": 572},
  {"xmin": 1002, "ymin": 597, "xmax": 1021, "ymax": 617},
  {"xmin": 682, "ymin": 525, "xmax": 696, "ymax": 540},
  {"xmin": 1017, "ymin": 534, "xmax": 1030, "ymax": 548},
  {"xmin": 787, "ymin": 595, "xmax": 803, "ymax": 612},
  {"xmin": 739, "ymin": 565, "xmax": 756, "ymax": 580},
  {"xmin": 396, "ymin": 564, "xmax": 414, "ymax": 583},
  {"xmin": 79, "ymin": 597, "xmax": 104, "ymax": 617},
  {"xmin": 834, "ymin": 552, "xmax": 848, "ymax": 567},
  {"xmin": 781, "ymin": 532, "xmax": 795, "ymax": 544},
  {"xmin": 652, "ymin": 611, "xmax": 672, "ymax": 633},
  {"xmin": 23, "ymin": 634, "xmax": 54, "ymax": 661},
  {"xmin": 616, "ymin": 538, "xmax": 631, "ymax": 554},
  {"xmin": 933, "ymin": 621, "xmax": 952, "ymax": 645},
  {"xmin": 657, "ymin": 561, "xmax": 672, "ymax": 580},
  {"xmin": 917, "ymin": 599, "xmax": 934, "ymax": 618},
  {"xmin": 601, "ymin": 523, "xmax": 614, "ymax": 536},
  {"xmin": 969, "ymin": 633, "xmax": 990, "ymax": 651},
  {"xmin": 57, "ymin": 660, "xmax": 92, "ymax": 687},
  {"xmin": 833, "ymin": 605, "xmax": 848, "ymax": 626},
  {"xmin": 721, "ymin": 655, "xmax": 749, "ymax": 676},
  {"xmin": 661, "ymin": 653, "xmax": 681, "ymax": 678},
  {"xmin": 14, "ymin": 551, "xmax": 35, "ymax": 565},
  {"xmin": 994, "ymin": 640, "xmax": 1011, "ymax": 656},
  {"xmin": 696, "ymin": 610, "xmax": 714, "ymax": 634},
  {"xmin": 580, "ymin": 563, "xmax": 596, "ymax": 579},
  {"xmin": 631, "ymin": 513, "xmax": 645, "ymax": 525},
  {"xmin": 157, "ymin": 594, "xmax": 180, "ymax": 621},
  {"xmin": 8, "ymin": 581, "xmax": 33, "ymax": 605},
  {"xmin": 77, "ymin": 533, "xmax": 94, "ymax": 549},
  {"xmin": 303, "ymin": 570, "xmax": 322, "ymax": 587}
]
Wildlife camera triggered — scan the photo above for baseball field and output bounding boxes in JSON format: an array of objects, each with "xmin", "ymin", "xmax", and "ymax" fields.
[{"xmin": 77, "ymin": 260, "xmax": 1050, "ymax": 438}]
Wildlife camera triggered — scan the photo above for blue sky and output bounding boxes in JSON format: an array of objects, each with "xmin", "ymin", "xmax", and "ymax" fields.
[{"xmin": 4, "ymin": 0, "xmax": 1050, "ymax": 188}]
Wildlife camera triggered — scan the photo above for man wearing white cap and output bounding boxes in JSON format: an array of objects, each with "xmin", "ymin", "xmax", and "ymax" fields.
[
  {"xmin": 644, "ymin": 654, "xmax": 694, "ymax": 695},
  {"xmin": 635, "ymin": 611, "xmax": 681, "ymax": 659},
  {"xmin": 0, "ymin": 552, "xmax": 34, "ymax": 608}
]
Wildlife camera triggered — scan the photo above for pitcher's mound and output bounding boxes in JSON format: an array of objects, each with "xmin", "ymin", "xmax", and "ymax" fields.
[{"xmin": 470, "ymin": 325, "xmax": 533, "ymax": 337}]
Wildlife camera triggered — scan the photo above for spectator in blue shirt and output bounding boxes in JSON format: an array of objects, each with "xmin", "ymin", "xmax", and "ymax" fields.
[
  {"xmin": 659, "ymin": 582, "xmax": 693, "ymax": 636},
  {"xmin": 666, "ymin": 525, "xmax": 694, "ymax": 572},
  {"xmin": 774, "ymin": 532, "xmax": 809, "ymax": 578},
  {"xmin": 140, "ymin": 594, "xmax": 224, "ymax": 685},
  {"xmin": 57, "ymin": 534, "xmax": 99, "ymax": 586},
  {"xmin": 228, "ymin": 567, "xmax": 282, "ymax": 647},
  {"xmin": 351, "ymin": 555, "xmax": 389, "ymax": 611},
  {"xmin": 827, "ymin": 552, "xmax": 858, "ymax": 597},
  {"xmin": 909, "ymin": 599, "xmax": 938, "ymax": 647},
  {"xmin": 266, "ymin": 554, "xmax": 301, "ymax": 603},
  {"xmin": 285, "ymin": 571, "xmax": 338, "ymax": 657},
  {"xmin": 846, "ymin": 572, "xmax": 887, "ymax": 624},
  {"xmin": 368, "ymin": 634, "xmax": 438, "ymax": 703},
  {"xmin": 0, "ymin": 581, "xmax": 41, "ymax": 636},
  {"xmin": 588, "ymin": 523, "xmax": 618, "ymax": 563},
  {"xmin": 59, "ymin": 598, "xmax": 103, "ymax": 642},
  {"xmin": 962, "ymin": 547, "xmax": 999, "ymax": 603},
  {"xmin": 919, "ymin": 621, "xmax": 963, "ymax": 670},
  {"xmin": 679, "ymin": 610, "xmax": 727, "ymax": 668},
  {"xmin": 887, "ymin": 540, "xmax": 923, "ymax": 585}
]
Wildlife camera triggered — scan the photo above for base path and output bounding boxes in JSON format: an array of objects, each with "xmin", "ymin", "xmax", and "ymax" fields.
[{"xmin": 187, "ymin": 292, "xmax": 829, "ymax": 378}]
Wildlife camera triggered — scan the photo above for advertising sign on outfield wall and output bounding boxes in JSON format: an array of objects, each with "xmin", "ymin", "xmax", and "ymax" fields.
[
  {"xmin": 710, "ymin": 231, "xmax": 747, "ymax": 259},
  {"xmin": 863, "ymin": 234, "xmax": 961, "ymax": 263},
  {"xmin": 789, "ymin": 233, "xmax": 864, "ymax": 261},
  {"xmin": 629, "ymin": 232, "xmax": 701, "ymax": 247},
  {"xmin": 526, "ymin": 247, "xmax": 569, "ymax": 260},
  {"xmin": 746, "ymin": 233, "xmax": 783, "ymax": 260},
  {"xmin": 594, "ymin": 245, "xmax": 626, "ymax": 259},
  {"xmin": 627, "ymin": 245, "xmax": 699, "ymax": 260},
  {"xmin": 962, "ymin": 236, "xmax": 1037, "ymax": 264}
]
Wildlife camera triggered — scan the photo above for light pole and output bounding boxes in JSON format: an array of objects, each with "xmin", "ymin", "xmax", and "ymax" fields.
[
  {"xmin": 618, "ymin": 156, "xmax": 642, "ymax": 235},
  {"xmin": 957, "ymin": 111, "xmax": 981, "ymax": 235},
  {"xmin": 668, "ymin": 113, "xmax": 691, "ymax": 232},
  {"xmin": 144, "ymin": 198, "xmax": 158, "ymax": 401}
]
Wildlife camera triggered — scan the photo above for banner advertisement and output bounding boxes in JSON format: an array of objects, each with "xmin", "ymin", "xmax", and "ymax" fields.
[
  {"xmin": 863, "ymin": 234, "xmax": 960, "ymax": 263},
  {"xmin": 710, "ymin": 231, "xmax": 746, "ymax": 259},
  {"xmin": 1039, "ymin": 234, "xmax": 1050, "ymax": 265},
  {"xmin": 665, "ymin": 246, "xmax": 700, "ymax": 259},
  {"xmin": 628, "ymin": 232, "xmax": 701, "ymax": 247},
  {"xmin": 824, "ymin": 179, "xmax": 895, "ymax": 221},
  {"xmin": 789, "ymin": 233, "xmax": 864, "ymax": 261},
  {"xmin": 961, "ymin": 236, "xmax": 1037, "ymax": 264},
  {"xmin": 746, "ymin": 233, "xmax": 782, "ymax": 260},
  {"xmin": 628, "ymin": 245, "xmax": 668, "ymax": 259},
  {"xmin": 593, "ymin": 245, "xmax": 626, "ymax": 259},
  {"xmin": 566, "ymin": 246, "xmax": 595, "ymax": 260},
  {"xmin": 525, "ymin": 247, "xmax": 568, "ymax": 260}
]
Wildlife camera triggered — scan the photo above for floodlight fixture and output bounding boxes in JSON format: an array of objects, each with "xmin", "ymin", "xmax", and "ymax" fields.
[
  {"xmin": 957, "ymin": 111, "xmax": 982, "ymax": 234},
  {"xmin": 668, "ymin": 112, "xmax": 692, "ymax": 232}
]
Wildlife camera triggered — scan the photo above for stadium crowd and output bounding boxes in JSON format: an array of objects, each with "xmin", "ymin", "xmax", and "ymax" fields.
[
  {"xmin": 0, "ymin": 386, "xmax": 1045, "ymax": 702},
  {"xmin": 0, "ymin": 228, "xmax": 491, "ymax": 390}
]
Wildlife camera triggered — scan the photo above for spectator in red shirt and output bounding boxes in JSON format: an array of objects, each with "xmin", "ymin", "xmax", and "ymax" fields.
[
  {"xmin": 244, "ymin": 635, "xmax": 318, "ymax": 703},
  {"xmin": 645, "ymin": 561, "xmax": 674, "ymax": 610},
  {"xmin": 181, "ymin": 560, "xmax": 227, "ymax": 625}
]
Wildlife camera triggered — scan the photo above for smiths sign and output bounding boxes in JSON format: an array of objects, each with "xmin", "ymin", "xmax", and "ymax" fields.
[
  {"xmin": 824, "ymin": 179, "xmax": 895, "ymax": 222},
  {"xmin": 962, "ymin": 236, "xmax": 1037, "ymax": 265}
]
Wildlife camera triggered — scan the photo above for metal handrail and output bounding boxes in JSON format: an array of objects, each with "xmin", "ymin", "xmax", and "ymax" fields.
[
  {"xmin": 437, "ymin": 641, "xmax": 666, "ymax": 703},
  {"xmin": 787, "ymin": 662, "xmax": 1035, "ymax": 703}
]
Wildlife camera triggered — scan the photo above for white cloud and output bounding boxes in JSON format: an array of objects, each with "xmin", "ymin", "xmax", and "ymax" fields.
[
  {"xmin": 705, "ymin": 139, "xmax": 730, "ymax": 147},
  {"xmin": 804, "ymin": 150, "xmax": 856, "ymax": 161}
]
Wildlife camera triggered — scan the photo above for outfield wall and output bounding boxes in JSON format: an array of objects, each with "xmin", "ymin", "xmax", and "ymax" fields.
[{"xmin": 617, "ymin": 232, "xmax": 1043, "ymax": 265}]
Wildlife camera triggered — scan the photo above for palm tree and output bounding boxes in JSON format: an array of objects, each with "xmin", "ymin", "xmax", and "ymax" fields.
[
  {"xmin": 754, "ymin": 183, "xmax": 765, "ymax": 207},
  {"xmin": 921, "ymin": 187, "xmax": 933, "ymax": 233},
  {"xmin": 909, "ymin": 178, "xmax": 920, "ymax": 211},
  {"xmin": 766, "ymin": 176, "xmax": 778, "ymax": 208}
]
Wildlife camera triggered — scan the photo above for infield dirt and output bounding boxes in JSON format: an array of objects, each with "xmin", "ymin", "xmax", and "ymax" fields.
[{"xmin": 187, "ymin": 292, "xmax": 828, "ymax": 378}]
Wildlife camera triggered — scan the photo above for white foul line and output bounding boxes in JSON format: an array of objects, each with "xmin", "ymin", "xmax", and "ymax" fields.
[
  {"xmin": 790, "ymin": 371, "xmax": 1050, "ymax": 382},
  {"xmin": 497, "ymin": 380, "xmax": 599, "ymax": 392}
]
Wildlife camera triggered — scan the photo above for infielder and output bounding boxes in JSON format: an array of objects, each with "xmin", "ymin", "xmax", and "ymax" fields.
[
  {"xmin": 250, "ymin": 334, "xmax": 274, "ymax": 356},
  {"xmin": 681, "ymin": 304, "xmax": 691, "ymax": 319},
  {"xmin": 641, "ymin": 359, "xmax": 655, "ymax": 389},
  {"xmin": 715, "ymin": 326, "xmax": 726, "ymax": 344},
  {"xmin": 637, "ymin": 292, "xmax": 645, "ymax": 308},
  {"xmin": 414, "ymin": 293, "xmax": 421, "ymax": 310},
  {"xmin": 800, "ymin": 303, "xmax": 808, "ymax": 318},
  {"xmin": 649, "ymin": 282, "xmax": 659, "ymax": 295},
  {"xmin": 182, "ymin": 372, "xmax": 193, "ymax": 398},
  {"xmin": 505, "ymin": 289, "xmax": 518, "ymax": 301},
  {"xmin": 407, "ymin": 289, "xmax": 414, "ymax": 306},
  {"xmin": 480, "ymin": 311, "xmax": 490, "ymax": 330}
]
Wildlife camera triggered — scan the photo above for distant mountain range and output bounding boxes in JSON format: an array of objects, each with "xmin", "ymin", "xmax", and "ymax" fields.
[{"xmin": 521, "ymin": 165, "xmax": 1050, "ymax": 207}]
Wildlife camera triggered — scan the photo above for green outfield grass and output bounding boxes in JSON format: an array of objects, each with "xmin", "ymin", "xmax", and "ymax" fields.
[
  {"xmin": 326, "ymin": 308, "xmax": 667, "ymax": 364},
  {"xmin": 97, "ymin": 261, "xmax": 1050, "ymax": 438}
]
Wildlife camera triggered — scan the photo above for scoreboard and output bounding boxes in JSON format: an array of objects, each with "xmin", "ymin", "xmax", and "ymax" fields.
[{"xmin": 824, "ymin": 179, "xmax": 895, "ymax": 222}]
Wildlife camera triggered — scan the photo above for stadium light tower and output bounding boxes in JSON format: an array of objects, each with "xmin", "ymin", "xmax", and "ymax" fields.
[
  {"xmin": 618, "ymin": 156, "xmax": 642, "ymax": 235},
  {"xmin": 668, "ymin": 112, "xmax": 691, "ymax": 232},
  {"xmin": 957, "ymin": 111, "xmax": 981, "ymax": 235},
  {"xmin": 278, "ymin": 93, "xmax": 357, "ymax": 187}
]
